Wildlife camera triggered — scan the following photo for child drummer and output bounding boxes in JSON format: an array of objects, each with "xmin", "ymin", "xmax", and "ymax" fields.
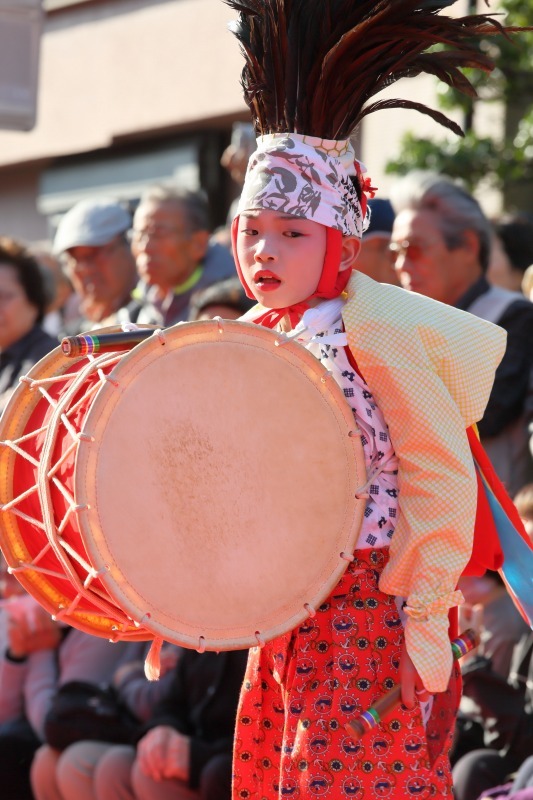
[{"xmin": 224, "ymin": 1, "xmax": 520, "ymax": 797}]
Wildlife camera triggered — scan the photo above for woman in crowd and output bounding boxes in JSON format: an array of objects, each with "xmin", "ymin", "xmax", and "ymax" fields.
[{"xmin": 0, "ymin": 237, "xmax": 58, "ymax": 414}]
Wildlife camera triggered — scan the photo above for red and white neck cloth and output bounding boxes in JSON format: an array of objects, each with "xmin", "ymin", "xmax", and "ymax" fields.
[{"xmin": 231, "ymin": 132, "xmax": 375, "ymax": 328}]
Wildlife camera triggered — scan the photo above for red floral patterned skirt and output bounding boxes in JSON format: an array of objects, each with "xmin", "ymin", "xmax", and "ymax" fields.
[{"xmin": 232, "ymin": 548, "xmax": 456, "ymax": 799}]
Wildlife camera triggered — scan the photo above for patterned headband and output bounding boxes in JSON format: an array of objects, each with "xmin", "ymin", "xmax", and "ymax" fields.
[{"xmin": 237, "ymin": 132, "xmax": 372, "ymax": 238}]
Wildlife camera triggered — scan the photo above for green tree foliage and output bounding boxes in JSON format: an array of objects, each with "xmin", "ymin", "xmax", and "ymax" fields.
[{"xmin": 386, "ymin": 0, "xmax": 533, "ymax": 209}]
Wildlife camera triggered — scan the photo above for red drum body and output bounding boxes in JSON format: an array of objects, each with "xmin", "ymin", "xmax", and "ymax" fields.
[
  {"xmin": 0, "ymin": 335, "xmax": 149, "ymax": 640},
  {"xmin": 0, "ymin": 320, "xmax": 366, "ymax": 650}
]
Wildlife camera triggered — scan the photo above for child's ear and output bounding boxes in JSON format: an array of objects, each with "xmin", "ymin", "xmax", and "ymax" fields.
[{"xmin": 339, "ymin": 236, "xmax": 361, "ymax": 272}]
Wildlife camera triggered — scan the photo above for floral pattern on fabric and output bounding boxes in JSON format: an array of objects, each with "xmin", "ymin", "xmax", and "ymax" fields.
[
  {"xmin": 232, "ymin": 549, "xmax": 455, "ymax": 799},
  {"xmin": 232, "ymin": 300, "xmax": 459, "ymax": 798}
]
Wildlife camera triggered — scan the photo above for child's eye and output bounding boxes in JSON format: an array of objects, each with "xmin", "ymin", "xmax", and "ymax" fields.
[
  {"xmin": 240, "ymin": 227, "xmax": 257, "ymax": 236},
  {"xmin": 284, "ymin": 230, "xmax": 304, "ymax": 238}
]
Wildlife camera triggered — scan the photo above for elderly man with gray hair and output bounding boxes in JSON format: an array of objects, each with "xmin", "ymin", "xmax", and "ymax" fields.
[
  {"xmin": 128, "ymin": 186, "xmax": 236, "ymax": 327},
  {"xmin": 389, "ymin": 171, "xmax": 533, "ymax": 496}
]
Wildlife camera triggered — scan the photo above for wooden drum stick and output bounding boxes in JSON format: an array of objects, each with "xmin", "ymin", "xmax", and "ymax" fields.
[
  {"xmin": 345, "ymin": 628, "xmax": 479, "ymax": 740},
  {"xmin": 61, "ymin": 329, "xmax": 157, "ymax": 357}
]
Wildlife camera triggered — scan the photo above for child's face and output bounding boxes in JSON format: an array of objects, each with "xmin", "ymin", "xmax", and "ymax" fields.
[{"xmin": 236, "ymin": 209, "xmax": 327, "ymax": 308}]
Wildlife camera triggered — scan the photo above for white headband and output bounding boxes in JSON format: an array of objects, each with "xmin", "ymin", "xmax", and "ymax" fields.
[{"xmin": 237, "ymin": 132, "xmax": 370, "ymax": 238}]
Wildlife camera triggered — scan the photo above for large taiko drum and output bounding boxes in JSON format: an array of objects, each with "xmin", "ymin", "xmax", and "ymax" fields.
[{"xmin": 0, "ymin": 319, "xmax": 366, "ymax": 651}]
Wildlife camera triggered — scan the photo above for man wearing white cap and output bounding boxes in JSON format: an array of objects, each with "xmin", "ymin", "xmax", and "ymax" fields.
[{"xmin": 53, "ymin": 198, "xmax": 137, "ymax": 330}]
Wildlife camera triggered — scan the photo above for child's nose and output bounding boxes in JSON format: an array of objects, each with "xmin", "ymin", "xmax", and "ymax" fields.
[{"xmin": 254, "ymin": 238, "xmax": 277, "ymax": 262}]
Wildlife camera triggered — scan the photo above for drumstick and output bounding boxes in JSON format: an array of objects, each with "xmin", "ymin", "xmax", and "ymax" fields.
[
  {"xmin": 61, "ymin": 329, "xmax": 157, "ymax": 357},
  {"xmin": 345, "ymin": 629, "xmax": 479, "ymax": 740}
]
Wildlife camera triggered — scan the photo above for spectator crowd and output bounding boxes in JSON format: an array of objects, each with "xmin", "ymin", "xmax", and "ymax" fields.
[{"xmin": 0, "ymin": 163, "xmax": 532, "ymax": 800}]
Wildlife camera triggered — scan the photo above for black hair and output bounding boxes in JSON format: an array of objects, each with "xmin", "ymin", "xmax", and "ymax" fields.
[
  {"xmin": 189, "ymin": 277, "xmax": 256, "ymax": 320},
  {"xmin": 0, "ymin": 237, "xmax": 48, "ymax": 323},
  {"xmin": 493, "ymin": 215, "xmax": 533, "ymax": 274}
]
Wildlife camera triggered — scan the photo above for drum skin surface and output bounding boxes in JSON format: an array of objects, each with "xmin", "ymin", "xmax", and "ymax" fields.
[{"xmin": 0, "ymin": 319, "xmax": 366, "ymax": 650}]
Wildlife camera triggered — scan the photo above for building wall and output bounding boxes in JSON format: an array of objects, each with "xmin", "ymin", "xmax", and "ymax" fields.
[
  {"xmin": 0, "ymin": 0, "xmax": 245, "ymax": 165},
  {"xmin": 0, "ymin": 0, "xmax": 247, "ymax": 241},
  {"xmin": 0, "ymin": 165, "xmax": 48, "ymax": 241},
  {"xmin": 0, "ymin": 0, "xmax": 507, "ymax": 243}
]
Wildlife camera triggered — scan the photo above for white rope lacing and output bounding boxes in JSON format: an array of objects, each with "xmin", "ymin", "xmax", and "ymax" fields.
[{"xmin": 0, "ymin": 352, "xmax": 154, "ymax": 640}]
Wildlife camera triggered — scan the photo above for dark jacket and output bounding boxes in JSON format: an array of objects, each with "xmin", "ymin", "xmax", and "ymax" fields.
[
  {"xmin": 456, "ymin": 277, "xmax": 533, "ymax": 438},
  {"xmin": 138, "ymin": 649, "xmax": 247, "ymax": 789},
  {"xmin": 131, "ymin": 242, "xmax": 237, "ymax": 328},
  {"xmin": 461, "ymin": 633, "xmax": 533, "ymax": 764},
  {"xmin": 456, "ymin": 276, "xmax": 533, "ymax": 494},
  {"xmin": 0, "ymin": 325, "xmax": 58, "ymax": 415}
]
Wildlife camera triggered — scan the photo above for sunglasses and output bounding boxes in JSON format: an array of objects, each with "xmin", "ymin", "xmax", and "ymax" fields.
[{"xmin": 389, "ymin": 239, "xmax": 438, "ymax": 263}]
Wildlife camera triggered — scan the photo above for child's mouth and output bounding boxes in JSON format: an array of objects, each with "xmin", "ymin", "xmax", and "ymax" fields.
[{"xmin": 254, "ymin": 270, "xmax": 281, "ymax": 290}]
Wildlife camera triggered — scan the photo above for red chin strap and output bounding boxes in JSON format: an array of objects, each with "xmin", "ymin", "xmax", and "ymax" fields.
[{"xmin": 231, "ymin": 217, "xmax": 350, "ymax": 329}]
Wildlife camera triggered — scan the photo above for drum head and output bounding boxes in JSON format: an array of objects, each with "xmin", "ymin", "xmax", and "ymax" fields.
[{"xmin": 76, "ymin": 319, "xmax": 366, "ymax": 650}]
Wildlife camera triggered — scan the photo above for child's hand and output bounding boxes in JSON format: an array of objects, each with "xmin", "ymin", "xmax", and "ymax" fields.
[{"xmin": 399, "ymin": 641, "xmax": 430, "ymax": 708}]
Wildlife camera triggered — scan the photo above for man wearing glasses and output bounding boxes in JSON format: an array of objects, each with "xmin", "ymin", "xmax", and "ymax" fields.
[
  {"xmin": 53, "ymin": 198, "xmax": 137, "ymax": 332},
  {"xmin": 129, "ymin": 186, "xmax": 235, "ymax": 327},
  {"xmin": 389, "ymin": 171, "xmax": 533, "ymax": 496}
]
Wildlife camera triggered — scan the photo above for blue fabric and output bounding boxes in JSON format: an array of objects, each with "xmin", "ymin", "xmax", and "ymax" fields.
[{"xmin": 480, "ymin": 470, "xmax": 533, "ymax": 628}]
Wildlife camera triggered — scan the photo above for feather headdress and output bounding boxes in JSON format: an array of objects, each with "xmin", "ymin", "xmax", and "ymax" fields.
[
  {"xmin": 226, "ymin": 0, "xmax": 526, "ymax": 324},
  {"xmin": 225, "ymin": 0, "xmax": 519, "ymax": 140}
]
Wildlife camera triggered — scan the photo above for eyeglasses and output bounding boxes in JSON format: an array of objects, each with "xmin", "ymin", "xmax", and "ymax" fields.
[
  {"xmin": 389, "ymin": 239, "xmax": 438, "ymax": 263},
  {"xmin": 128, "ymin": 226, "xmax": 189, "ymax": 244},
  {"xmin": 63, "ymin": 238, "xmax": 124, "ymax": 273}
]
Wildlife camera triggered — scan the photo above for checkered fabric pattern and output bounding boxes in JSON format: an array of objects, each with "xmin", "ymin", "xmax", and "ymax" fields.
[{"xmin": 342, "ymin": 271, "xmax": 506, "ymax": 691}]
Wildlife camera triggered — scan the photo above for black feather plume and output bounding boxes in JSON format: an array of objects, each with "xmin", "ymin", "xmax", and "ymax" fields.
[{"xmin": 224, "ymin": 0, "xmax": 528, "ymax": 139}]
